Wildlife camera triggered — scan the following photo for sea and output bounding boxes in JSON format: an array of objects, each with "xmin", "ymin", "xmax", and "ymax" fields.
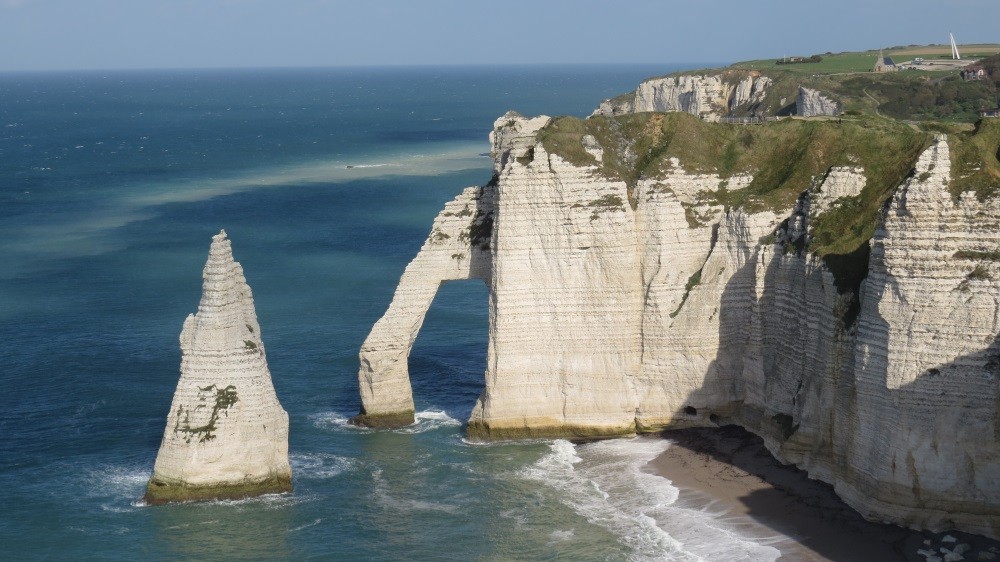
[{"xmin": 0, "ymin": 64, "xmax": 784, "ymax": 560}]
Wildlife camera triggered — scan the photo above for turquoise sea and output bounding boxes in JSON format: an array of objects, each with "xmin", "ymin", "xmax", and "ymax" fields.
[{"xmin": 0, "ymin": 64, "xmax": 785, "ymax": 560}]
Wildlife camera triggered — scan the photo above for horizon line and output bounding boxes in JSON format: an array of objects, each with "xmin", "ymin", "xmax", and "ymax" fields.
[{"xmin": 0, "ymin": 61, "xmax": 728, "ymax": 75}]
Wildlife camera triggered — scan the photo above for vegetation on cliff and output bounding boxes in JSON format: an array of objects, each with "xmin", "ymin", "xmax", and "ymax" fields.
[
  {"xmin": 610, "ymin": 46, "xmax": 1000, "ymax": 122},
  {"xmin": 949, "ymin": 118, "xmax": 1000, "ymax": 201},
  {"xmin": 538, "ymin": 110, "xmax": 999, "ymax": 257},
  {"xmin": 538, "ymin": 112, "xmax": 941, "ymax": 256}
]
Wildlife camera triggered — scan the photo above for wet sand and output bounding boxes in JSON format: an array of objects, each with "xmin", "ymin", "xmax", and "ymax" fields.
[{"xmin": 646, "ymin": 426, "xmax": 999, "ymax": 561}]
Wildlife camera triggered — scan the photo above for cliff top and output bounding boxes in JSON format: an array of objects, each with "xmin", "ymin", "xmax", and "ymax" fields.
[
  {"xmin": 731, "ymin": 44, "xmax": 1000, "ymax": 75},
  {"xmin": 535, "ymin": 112, "xmax": 1000, "ymax": 256},
  {"xmin": 608, "ymin": 44, "xmax": 1000, "ymax": 122}
]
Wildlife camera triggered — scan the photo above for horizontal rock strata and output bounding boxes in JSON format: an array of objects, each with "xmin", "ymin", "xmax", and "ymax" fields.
[
  {"xmin": 353, "ymin": 184, "xmax": 494, "ymax": 427},
  {"xmin": 593, "ymin": 73, "xmax": 772, "ymax": 120},
  {"xmin": 146, "ymin": 231, "xmax": 291, "ymax": 504},
  {"xmin": 360, "ymin": 108, "xmax": 1000, "ymax": 537}
]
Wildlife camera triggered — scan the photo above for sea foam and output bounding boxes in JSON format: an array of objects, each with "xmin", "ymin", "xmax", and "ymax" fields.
[
  {"xmin": 520, "ymin": 438, "xmax": 782, "ymax": 562},
  {"xmin": 310, "ymin": 408, "xmax": 461, "ymax": 435},
  {"xmin": 290, "ymin": 453, "xmax": 354, "ymax": 480}
]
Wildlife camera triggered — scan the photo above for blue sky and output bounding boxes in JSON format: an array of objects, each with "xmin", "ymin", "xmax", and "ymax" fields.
[{"xmin": 0, "ymin": 0, "xmax": 997, "ymax": 71}]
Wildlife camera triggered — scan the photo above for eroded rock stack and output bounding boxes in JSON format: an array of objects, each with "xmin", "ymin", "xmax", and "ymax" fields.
[{"xmin": 145, "ymin": 230, "xmax": 291, "ymax": 504}]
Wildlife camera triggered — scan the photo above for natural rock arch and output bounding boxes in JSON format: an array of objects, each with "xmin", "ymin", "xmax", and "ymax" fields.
[{"xmin": 352, "ymin": 185, "xmax": 495, "ymax": 427}]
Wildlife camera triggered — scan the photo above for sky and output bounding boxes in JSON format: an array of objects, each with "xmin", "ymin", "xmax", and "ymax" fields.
[{"xmin": 0, "ymin": 0, "xmax": 997, "ymax": 72}]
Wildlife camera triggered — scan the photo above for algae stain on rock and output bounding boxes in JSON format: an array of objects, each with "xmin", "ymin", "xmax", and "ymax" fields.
[{"xmin": 174, "ymin": 384, "xmax": 239, "ymax": 443}]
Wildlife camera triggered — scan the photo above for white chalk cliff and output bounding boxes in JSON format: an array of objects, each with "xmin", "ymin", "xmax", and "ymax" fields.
[
  {"xmin": 593, "ymin": 70, "xmax": 854, "ymax": 122},
  {"xmin": 593, "ymin": 73, "xmax": 772, "ymax": 120},
  {"xmin": 357, "ymin": 107, "xmax": 1000, "ymax": 538},
  {"xmin": 146, "ymin": 230, "xmax": 291, "ymax": 504},
  {"xmin": 796, "ymin": 86, "xmax": 841, "ymax": 117}
]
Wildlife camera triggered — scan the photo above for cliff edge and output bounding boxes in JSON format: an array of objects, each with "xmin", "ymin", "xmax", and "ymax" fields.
[{"xmin": 356, "ymin": 107, "xmax": 1000, "ymax": 537}]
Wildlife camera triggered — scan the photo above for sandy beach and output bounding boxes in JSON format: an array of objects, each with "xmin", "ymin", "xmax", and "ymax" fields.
[{"xmin": 647, "ymin": 426, "xmax": 1000, "ymax": 561}]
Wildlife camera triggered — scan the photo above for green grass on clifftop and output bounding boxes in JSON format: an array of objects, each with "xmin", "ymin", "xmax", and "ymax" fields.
[
  {"xmin": 949, "ymin": 118, "xmax": 1000, "ymax": 201},
  {"xmin": 735, "ymin": 48, "xmax": 998, "ymax": 73},
  {"xmin": 733, "ymin": 51, "xmax": 887, "ymax": 74},
  {"xmin": 538, "ymin": 112, "xmax": 933, "ymax": 257},
  {"xmin": 611, "ymin": 47, "xmax": 1000, "ymax": 123}
]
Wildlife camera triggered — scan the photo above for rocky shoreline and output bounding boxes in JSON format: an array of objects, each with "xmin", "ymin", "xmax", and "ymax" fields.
[{"xmin": 649, "ymin": 426, "xmax": 1000, "ymax": 562}]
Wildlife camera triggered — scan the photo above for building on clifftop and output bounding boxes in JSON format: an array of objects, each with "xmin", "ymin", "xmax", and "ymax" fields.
[{"xmin": 873, "ymin": 49, "xmax": 898, "ymax": 72}]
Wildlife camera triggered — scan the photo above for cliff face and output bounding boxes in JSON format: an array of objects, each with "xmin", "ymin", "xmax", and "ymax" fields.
[
  {"xmin": 146, "ymin": 231, "xmax": 292, "ymax": 504},
  {"xmin": 840, "ymin": 140, "xmax": 1000, "ymax": 534},
  {"xmin": 469, "ymin": 118, "xmax": 642, "ymax": 438},
  {"xmin": 355, "ymin": 112, "xmax": 1000, "ymax": 536},
  {"xmin": 593, "ymin": 73, "xmax": 772, "ymax": 120},
  {"xmin": 796, "ymin": 86, "xmax": 841, "ymax": 117}
]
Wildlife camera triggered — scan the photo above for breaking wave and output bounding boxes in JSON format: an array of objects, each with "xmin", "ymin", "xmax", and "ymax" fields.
[
  {"xmin": 310, "ymin": 408, "xmax": 461, "ymax": 435},
  {"xmin": 395, "ymin": 409, "xmax": 461, "ymax": 434},
  {"xmin": 309, "ymin": 411, "xmax": 372, "ymax": 433},
  {"xmin": 79, "ymin": 463, "xmax": 151, "ymax": 512},
  {"xmin": 519, "ymin": 438, "xmax": 782, "ymax": 562}
]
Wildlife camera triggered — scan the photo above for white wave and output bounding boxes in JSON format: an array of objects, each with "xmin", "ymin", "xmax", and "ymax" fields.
[
  {"xmin": 288, "ymin": 518, "xmax": 323, "ymax": 532},
  {"xmin": 198, "ymin": 491, "xmax": 304, "ymax": 509},
  {"xmin": 82, "ymin": 464, "xmax": 151, "ymax": 511},
  {"xmin": 311, "ymin": 409, "xmax": 461, "ymax": 435},
  {"xmin": 459, "ymin": 435, "xmax": 553, "ymax": 447},
  {"xmin": 394, "ymin": 409, "xmax": 461, "ymax": 434},
  {"xmin": 101, "ymin": 504, "xmax": 138, "ymax": 513},
  {"xmin": 134, "ymin": 491, "xmax": 303, "ymax": 510},
  {"xmin": 499, "ymin": 507, "xmax": 530, "ymax": 529},
  {"xmin": 85, "ymin": 464, "xmax": 151, "ymax": 494},
  {"xmin": 70, "ymin": 525, "xmax": 133, "ymax": 535},
  {"xmin": 519, "ymin": 438, "xmax": 782, "ymax": 562},
  {"xmin": 290, "ymin": 452, "xmax": 353, "ymax": 479},
  {"xmin": 309, "ymin": 411, "xmax": 373, "ymax": 433},
  {"xmin": 163, "ymin": 520, "xmax": 219, "ymax": 530},
  {"xmin": 547, "ymin": 529, "xmax": 575, "ymax": 545}
]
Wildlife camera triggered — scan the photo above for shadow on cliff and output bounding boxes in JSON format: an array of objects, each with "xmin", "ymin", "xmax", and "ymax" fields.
[
  {"xmin": 820, "ymin": 250, "xmax": 1000, "ymax": 530},
  {"xmin": 672, "ymin": 223, "xmax": 1000, "ymax": 546}
]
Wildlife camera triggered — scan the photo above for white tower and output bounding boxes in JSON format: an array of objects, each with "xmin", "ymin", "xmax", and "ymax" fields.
[{"xmin": 950, "ymin": 32, "xmax": 961, "ymax": 60}]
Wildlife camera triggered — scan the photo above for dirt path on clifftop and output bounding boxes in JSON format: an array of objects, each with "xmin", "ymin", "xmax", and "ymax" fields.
[{"xmin": 863, "ymin": 88, "xmax": 881, "ymax": 116}]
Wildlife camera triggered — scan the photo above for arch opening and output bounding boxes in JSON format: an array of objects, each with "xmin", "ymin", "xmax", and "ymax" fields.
[{"xmin": 408, "ymin": 280, "xmax": 489, "ymax": 423}]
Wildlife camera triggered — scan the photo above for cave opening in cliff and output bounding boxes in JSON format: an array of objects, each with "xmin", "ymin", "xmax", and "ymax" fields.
[{"xmin": 408, "ymin": 280, "xmax": 489, "ymax": 420}]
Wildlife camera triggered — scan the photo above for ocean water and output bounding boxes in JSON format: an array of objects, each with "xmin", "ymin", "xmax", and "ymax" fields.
[{"xmin": 0, "ymin": 64, "xmax": 782, "ymax": 560}]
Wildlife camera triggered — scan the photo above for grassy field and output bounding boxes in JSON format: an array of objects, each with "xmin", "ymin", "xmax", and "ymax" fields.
[
  {"xmin": 730, "ymin": 44, "xmax": 1000, "ymax": 75},
  {"xmin": 889, "ymin": 44, "xmax": 1000, "ymax": 57},
  {"xmin": 733, "ymin": 52, "xmax": 884, "ymax": 74}
]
